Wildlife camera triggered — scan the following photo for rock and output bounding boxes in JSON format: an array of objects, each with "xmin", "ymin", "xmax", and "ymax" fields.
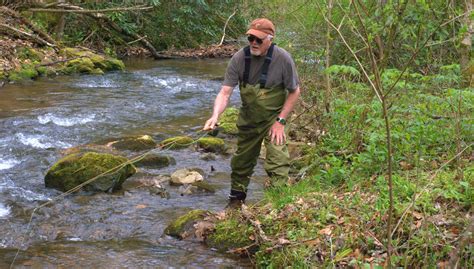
[
  {"xmin": 196, "ymin": 137, "xmax": 226, "ymax": 153},
  {"xmin": 61, "ymin": 48, "xmax": 125, "ymax": 72},
  {"xmin": 200, "ymin": 152, "xmax": 216, "ymax": 161},
  {"xmin": 191, "ymin": 181, "xmax": 217, "ymax": 193},
  {"xmin": 60, "ymin": 144, "xmax": 123, "ymax": 156},
  {"xmin": 134, "ymin": 153, "xmax": 176, "ymax": 168},
  {"xmin": 170, "ymin": 169, "xmax": 203, "ymax": 185},
  {"xmin": 64, "ymin": 57, "xmax": 96, "ymax": 74},
  {"xmin": 178, "ymin": 181, "xmax": 217, "ymax": 195},
  {"xmin": 219, "ymin": 107, "xmax": 239, "ymax": 135},
  {"xmin": 160, "ymin": 136, "xmax": 194, "ymax": 149},
  {"xmin": 164, "ymin": 209, "xmax": 210, "ymax": 239},
  {"xmin": 44, "ymin": 152, "xmax": 136, "ymax": 192},
  {"xmin": 107, "ymin": 135, "xmax": 157, "ymax": 151}
]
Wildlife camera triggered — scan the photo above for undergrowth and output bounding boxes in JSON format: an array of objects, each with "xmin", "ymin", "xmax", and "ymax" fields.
[{"xmin": 213, "ymin": 64, "xmax": 473, "ymax": 268}]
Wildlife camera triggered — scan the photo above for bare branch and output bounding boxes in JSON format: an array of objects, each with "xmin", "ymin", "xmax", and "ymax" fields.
[
  {"xmin": 28, "ymin": 5, "xmax": 153, "ymax": 13},
  {"xmin": 0, "ymin": 23, "xmax": 56, "ymax": 47},
  {"xmin": 323, "ymin": 15, "xmax": 383, "ymax": 103},
  {"xmin": 218, "ymin": 9, "xmax": 237, "ymax": 46},
  {"xmin": 384, "ymin": 9, "xmax": 473, "ymax": 98}
]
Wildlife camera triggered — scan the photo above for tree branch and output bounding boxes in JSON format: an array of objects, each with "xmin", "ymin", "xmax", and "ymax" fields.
[{"xmin": 28, "ymin": 5, "xmax": 153, "ymax": 13}]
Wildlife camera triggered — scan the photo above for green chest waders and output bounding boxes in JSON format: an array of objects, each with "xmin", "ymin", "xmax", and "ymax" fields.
[{"xmin": 230, "ymin": 44, "xmax": 291, "ymax": 195}]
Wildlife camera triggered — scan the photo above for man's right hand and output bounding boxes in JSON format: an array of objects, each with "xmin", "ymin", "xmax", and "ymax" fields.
[{"xmin": 203, "ymin": 117, "xmax": 218, "ymax": 131}]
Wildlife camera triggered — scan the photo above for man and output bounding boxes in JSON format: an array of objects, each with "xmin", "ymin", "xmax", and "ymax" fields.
[{"xmin": 203, "ymin": 18, "xmax": 300, "ymax": 206}]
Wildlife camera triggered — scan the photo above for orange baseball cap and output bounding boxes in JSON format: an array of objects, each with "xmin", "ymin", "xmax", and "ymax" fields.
[{"xmin": 246, "ymin": 18, "xmax": 275, "ymax": 39}]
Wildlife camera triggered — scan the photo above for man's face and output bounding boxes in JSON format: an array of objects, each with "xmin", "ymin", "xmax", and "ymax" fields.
[{"xmin": 248, "ymin": 34, "xmax": 272, "ymax": 56}]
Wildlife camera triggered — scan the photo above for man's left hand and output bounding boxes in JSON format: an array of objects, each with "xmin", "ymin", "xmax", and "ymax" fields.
[{"xmin": 269, "ymin": 122, "xmax": 286, "ymax": 145}]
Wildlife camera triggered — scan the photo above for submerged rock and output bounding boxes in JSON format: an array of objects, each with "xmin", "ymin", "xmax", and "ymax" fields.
[
  {"xmin": 134, "ymin": 153, "xmax": 176, "ymax": 168},
  {"xmin": 196, "ymin": 137, "xmax": 226, "ymax": 153},
  {"xmin": 106, "ymin": 135, "xmax": 157, "ymax": 151},
  {"xmin": 170, "ymin": 169, "xmax": 203, "ymax": 185},
  {"xmin": 159, "ymin": 136, "xmax": 194, "ymax": 149},
  {"xmin": 44, "ymin": 152, "xmax": 136, "ymax": 192},
  {"xmin": 164, "ymin": 209, "xmax": 210, "ymax": 239}
]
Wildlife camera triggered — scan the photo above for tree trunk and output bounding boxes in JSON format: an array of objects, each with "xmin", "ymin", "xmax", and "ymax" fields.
[
  {"xmin": 459, "ymin": 0, "xmax": 473, "ymax": 87},
  {"xmin": 54, "ymin": 0, "xmax": 66, "ymax": 40},
  {"xmin": 324, "ymin": 0, "xmax": 333, "ymax": 114}
]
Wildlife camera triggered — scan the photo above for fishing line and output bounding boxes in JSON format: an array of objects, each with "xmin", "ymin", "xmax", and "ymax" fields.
[{"xmin": 10, "ymin": 129, "xmax": 212, "ymax": 268}]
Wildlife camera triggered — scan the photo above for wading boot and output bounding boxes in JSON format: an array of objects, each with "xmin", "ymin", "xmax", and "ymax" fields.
[{"xmin": 225, "ymin": 189, "xmax": 246, "ymax": 210}]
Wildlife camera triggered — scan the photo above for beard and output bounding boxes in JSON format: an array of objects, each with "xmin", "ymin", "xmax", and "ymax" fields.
[{"xmin": 250, "ymin": 48, "xmax": 262, "ymax": 56}]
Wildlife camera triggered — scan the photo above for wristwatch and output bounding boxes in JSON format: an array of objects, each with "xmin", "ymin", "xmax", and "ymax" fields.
[{"xmin": 276, "ymin": 117, "xmax": 286, "ymax": 125}]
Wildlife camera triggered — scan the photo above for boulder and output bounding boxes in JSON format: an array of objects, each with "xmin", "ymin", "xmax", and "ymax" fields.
[
  {"xmin": 134, "ymin": 153, "xmax": 176, "ymax": 168},
  {"xmin": 160, "ymin": 136, "xmax": 194, "ymax": 149},
  {"xmin": 45, "ymin": 152, "xmax": 136, "ymax": 192},
  {"xmin": 164, "ymin": 209, "xmax": 210, "ymax": 239},
  {"xmin": 196, "ymin": 137, "xmax": 226, "ymax": 153},
  {"xmin": 61, "ymin": 47, "xmax": 125, "ymax": 72},
  {"xmin": 170, "ymin": 169, "xmax": 203, "ymax": 185},
  {"xmin": 106, "ymin": 135, "xmax": 157, "ymax": 151}
]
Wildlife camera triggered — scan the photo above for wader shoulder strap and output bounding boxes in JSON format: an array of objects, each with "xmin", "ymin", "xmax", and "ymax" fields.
[
  {"xmin": 243, "ymin": 46, "xmax": 251, "ymax": 87},
  {"xmin": 259, "ymin": 43, "xmax": 275, "ymax": 89}
]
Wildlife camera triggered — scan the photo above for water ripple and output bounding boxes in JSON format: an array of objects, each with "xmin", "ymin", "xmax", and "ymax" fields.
[
  {"xmin": 15, "ymin": 133, "xmax": 72, "ymax": 149},
  {"xmin": 38, "ymin": 113, "xmax": 96, "ymax": 126}
]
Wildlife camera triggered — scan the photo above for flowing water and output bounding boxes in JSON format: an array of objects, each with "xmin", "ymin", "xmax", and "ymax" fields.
[{"xmin": 0, "ymin": 58, "xmax": 264, "ymax": 268}]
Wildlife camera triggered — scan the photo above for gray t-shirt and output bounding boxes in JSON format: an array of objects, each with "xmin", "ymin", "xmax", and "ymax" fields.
[{"xmin": 223, "ymin": 45, "xmax": 299, "ymax": 92}]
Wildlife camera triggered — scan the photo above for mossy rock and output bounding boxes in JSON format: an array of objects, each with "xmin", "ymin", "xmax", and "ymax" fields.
[
  {"xmin": 206, "ymin": 217, "xmax": 255, "ymax": 252},
  {"xmin": 134, "ymin": 153, "xmax": 176, "ymax": 168},
  {"xmin": 160, "ymin": 136, "xmax": 194, "ymax": 149},
  {"xmin": 191, "ymin": 181, "xmax": 216, "ymax": 193},
  {"xmin": 108, "ymin": 135, "xmax": 157, "ymax": 151},
  {"xmin": 196, "ymin": 137, "xmax": 226, "ymax": 153},
  {"xmin": 64, "ymin": 58, "xmax": 96, "ymax": 74},
  {"xmin": 219, "ymin": 107, "xmax": 239, "ymax": 135},
  {"xmin": 8, "ymin": 66, "xmax": 39, "ymax": 81},
  {"xmin": 44, "ymin": 152, "xmax": 136, "ymax": 192},
  {"xmin": 61, "ymin": 47, "xmax": 125, "ymax": 72},
  {"xmin": 164, "ymin": 209, "xmax": 209, "ymax": 239}
]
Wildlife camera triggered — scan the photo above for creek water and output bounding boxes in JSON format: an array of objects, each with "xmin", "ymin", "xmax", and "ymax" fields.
[{"xmin": 0, "ymin": 58, "xmax": 264, "ymax": 268}]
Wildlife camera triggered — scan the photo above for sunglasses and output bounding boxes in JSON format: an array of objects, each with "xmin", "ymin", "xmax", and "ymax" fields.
[{"xmin": 247, "ymin": 35, "xmax": 263, "ymax": 44}]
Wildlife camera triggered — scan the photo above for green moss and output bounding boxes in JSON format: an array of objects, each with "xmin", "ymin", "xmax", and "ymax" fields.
[
  {"xmin": 196, "ymin": 137, "xmax": 226, "ymax": 153},
  {"xmin": 17, "ymin": 47, "xmax": 43, "ymax": 62},
  {"xmin": 164, "ymin": 209, "xmax": 209, "ymax": 238},
  {"xmin": 110, "ymin": 135, "xmax": 157, "ymax": 151},
  {"xmin": 206, "ymin": 217, "xmax": 255, "ymax": 252},
  {"xmin": 8, "ymin": 66, "xmax": 39, "ymax": 81},
  {"xmin": 44, "ymin": 152, "xmax": 136, "ymax": 192},
  {"xmin": 219, "ymin": 107, "xmax": 239, "ymax": 135},
  {"xmin": 65, "ymin": 58, "xmax": 95, "ymax": 74},
  {"xmin": 134, "ymin": 153, "xmax": 176, "ymax": 168},
  {"xmin": 61, "ymin": 47, "xmax": 125, "ymax": 72},
  {"xmin": 0, "ymin": 71, "xmax": 5, "ymax": 80},
  {"xmin": 160, "ymin": 136, "xmax": 194, "ymax": 149}
]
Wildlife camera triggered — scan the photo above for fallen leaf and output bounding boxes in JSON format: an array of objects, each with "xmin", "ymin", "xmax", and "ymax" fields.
[
  {"xmin": 277, "ymin": 238, "xmax": 291, "ymax": 245},
  {"xmin": 135, "ymin": 204, "xmax": 147, "ymax": 209},
  {"xmin": 193, "ymin": 221, "xmax": 215, "ymax": 241},
  {"xmin": 319, "ymin": 226, "xmax": 333, "ymax": 236}
]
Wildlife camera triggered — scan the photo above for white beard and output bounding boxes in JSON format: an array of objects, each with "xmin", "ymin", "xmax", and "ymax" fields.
[{"xmin": 250, "ymin": 49, "xmax": 262, "ymax": 56}]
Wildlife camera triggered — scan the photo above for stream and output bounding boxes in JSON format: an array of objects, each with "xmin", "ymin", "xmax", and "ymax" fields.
[{"xmin": 0, "ymin": 58, "xmax": 264, "ymax": 268}]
